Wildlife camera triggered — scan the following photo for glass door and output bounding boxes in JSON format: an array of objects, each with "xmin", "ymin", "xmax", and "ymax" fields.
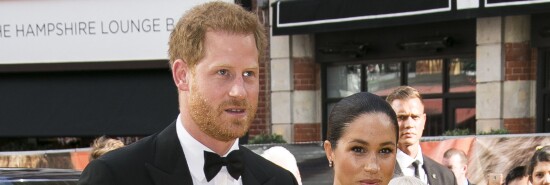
[{"xmin": 447, "ymin": 98, "xmax": 476, "ymax": 134}]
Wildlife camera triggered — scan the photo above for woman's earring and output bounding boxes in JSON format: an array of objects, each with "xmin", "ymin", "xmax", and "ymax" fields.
[{"xmin": 329, "ymin": 160, "xmax": 333, "ymax": 167}]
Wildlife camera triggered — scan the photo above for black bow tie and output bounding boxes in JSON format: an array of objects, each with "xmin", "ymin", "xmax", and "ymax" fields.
[{"xmin": 203, "ymin": 150, "xmax": 244, "ymax": 182}]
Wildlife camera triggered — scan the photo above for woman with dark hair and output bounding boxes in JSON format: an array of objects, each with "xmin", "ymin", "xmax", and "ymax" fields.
[
  {"xmin": 504, "ymin": 166, "xmax": 529, "ymax": 185},
  {"xmin": 324, "ymin": 92, "xmax": 399, "ymax": 185},
  {"xmin": 528, "ymin": 145, "xmax": 550, "ymax": 185}
]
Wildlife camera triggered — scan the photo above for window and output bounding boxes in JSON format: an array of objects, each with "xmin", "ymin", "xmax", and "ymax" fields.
[
  {"xmin": 408, "ymin": 59, "xmax": 443, "ymax": 94},
  {"xmin": 449, "ymin": 58, "xmax": 476, "ymax": 93},
  {"xmin": 327, "ymin": 65, "xmax": 361, "ymax": 98},
  {"xmin": 366, "ymin": 63, "xmax": 401, "ymax": 96},
  {"xmin": 323, "ymin": 57, "xmax": 476, "ymax": 137}
]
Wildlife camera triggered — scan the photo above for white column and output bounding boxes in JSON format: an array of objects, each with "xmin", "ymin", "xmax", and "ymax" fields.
[
  {"xmin": 476, "ymin": 17, "xmax": 504, "ymax": 133},
  {"xmin": 269, "ymin": 0, "xmax": 294, "ymax": 142}
]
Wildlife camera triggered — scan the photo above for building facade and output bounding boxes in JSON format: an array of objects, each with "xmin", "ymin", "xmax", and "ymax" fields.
[
  {"xmin": 268, "ymin": 0, "xmax": 550, "ymax": 142},
  {"xmin": 0, "ymin": 0, "xmax": 271, "ymax": 146},
  {"xmin": 2, "ymin": 0, "xmax": 549, "ymax": 146}
]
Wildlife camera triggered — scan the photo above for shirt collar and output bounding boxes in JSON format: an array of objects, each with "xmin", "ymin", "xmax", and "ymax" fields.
[
  {"xmin": 396, "ymin": 145, "xmax": 424, "ymax": 168},
  {"xmin": 175, "ymin": 114, "xmax": 240, "ymax": 182}
]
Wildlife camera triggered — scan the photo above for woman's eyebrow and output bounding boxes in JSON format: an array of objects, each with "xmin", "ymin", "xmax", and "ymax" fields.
[
  {"xmin": 348, "ymin": 139, "xmax": 368, "ymax": 145},
  {"xmin": 380, "ymin": 141, "xmax": 396, "ymax": 147}
]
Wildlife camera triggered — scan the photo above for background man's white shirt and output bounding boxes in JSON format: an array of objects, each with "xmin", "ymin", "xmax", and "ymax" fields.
[{"xmin": 396, "ymin": 145, "xmax": 429, "ymax": 185}]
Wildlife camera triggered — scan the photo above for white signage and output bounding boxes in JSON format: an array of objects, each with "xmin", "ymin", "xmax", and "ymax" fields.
[
  {"xmin": 457, "ymin": 0, "xmax": 479, "ymax": 9},
  {"xmin": 0, "ymin": 0, "xmax": 232, "ymax": 64}
]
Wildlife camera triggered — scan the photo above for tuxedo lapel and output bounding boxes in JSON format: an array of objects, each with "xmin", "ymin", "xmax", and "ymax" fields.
[
  {"xmin": 241, "ymin": 165, "xmax": 262, "ymax": 185},
  {"xmin": 242, "ymin": 161, "xmax": 282, "ymax": 185},
  {"xmin": 146, "ymin": 160, "xmax": 192, "ymax": 185},
  {"xmin": 145, "ymin": 121, "xmax": 193, "ymax": 185},
  {"xmin": 240, "ymin": 147, "xmax": 271, "ymax": 185}
]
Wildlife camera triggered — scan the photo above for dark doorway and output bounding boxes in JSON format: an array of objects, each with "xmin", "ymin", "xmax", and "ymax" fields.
[{"xmin": 538, "ymin": 48, "xmax": 550, "ymax": 132}]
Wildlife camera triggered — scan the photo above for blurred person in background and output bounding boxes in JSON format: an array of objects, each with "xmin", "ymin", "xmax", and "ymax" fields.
[
  {"xmin": 89, "ymin": 136, "xmax": 124, "ymax": 160},
  {"xmin": 442, "ymin": 148, "xmax": 474, "ymax": 185},
  {"xmin": 504, "ymin": 165, "xmax": 531, "ymax": 185},
  {"xmin": 0, "ymin": 155, "xmax": 47, "ymax": 168},
  {"xmin": 261, "ymin": 146, "xmax": 302, "ymax": 185},
  {"xmin": 528, "ymin": 145, "xmax": 550, "ymax": 185},
  {"xmin": 324, "ymin": 92, "xmax": 399, "ymax": 185},
  {"xmin": 389, "ymin": 176, "xmax": 426, "ymax": 185}
]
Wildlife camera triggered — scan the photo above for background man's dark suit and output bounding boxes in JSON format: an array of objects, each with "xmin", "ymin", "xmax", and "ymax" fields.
[
  {"xmin": 393, "ymin": 155, "xmax": 458, "ymax": 185},
  {"xmin": 78, "ymin": 122, "xmax": 298, "ymax": 185}
]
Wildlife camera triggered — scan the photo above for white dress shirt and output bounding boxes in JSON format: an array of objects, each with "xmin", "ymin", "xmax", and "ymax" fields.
[
  {"xmin": 176, "ymin": 115, "xmax": 243, "ymax": 185},
  {"xmin": 396, "ymin": 145, "xmax": 429, "ymax": 185}
]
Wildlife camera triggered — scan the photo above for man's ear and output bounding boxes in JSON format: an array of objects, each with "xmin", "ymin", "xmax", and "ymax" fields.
[{"xmin": 172, "ymin": 59, "xmax": 190, "ymax": 91}]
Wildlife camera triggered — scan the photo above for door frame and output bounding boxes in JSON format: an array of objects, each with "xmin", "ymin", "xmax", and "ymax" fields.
[
  {"xmin": 446, "ymin": 97, "xmax": 476, "ymax": 133},
  {"xmin": 537, "ymin": 48, "xmax": 550, "ymax": 132}
]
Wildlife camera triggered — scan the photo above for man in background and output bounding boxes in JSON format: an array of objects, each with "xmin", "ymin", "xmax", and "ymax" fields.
[
  {"xmin": 387, "ymin": 86, "xmax": 457, "ymax": 185},
  {"xmin": 443, "ymin": 148, "xmax": 474, "ymax": 185}
]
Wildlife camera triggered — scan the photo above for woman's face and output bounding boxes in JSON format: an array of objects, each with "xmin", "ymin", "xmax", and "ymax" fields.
[
  {"xmin": 324, "ymin": 113, "xmax": 397, "ymax": 185},
  {"xmin": 531, "ymin": 161, "xmax": 550, "ymax": 185}
]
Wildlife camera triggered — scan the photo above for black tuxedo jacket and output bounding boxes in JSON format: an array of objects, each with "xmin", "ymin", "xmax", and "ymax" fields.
[
  {"xmin": 78, "ymin": 121, "xmax": 298, "ymax": 185},
  {"xmin": 393, "ymin": 154, "xmax": 457, "ymax": 185}
]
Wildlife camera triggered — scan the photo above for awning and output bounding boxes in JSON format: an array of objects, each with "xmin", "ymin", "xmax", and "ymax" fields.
[{"xmin": 272, "ymin": 0, "xmax": 550, "ymax": 35}]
